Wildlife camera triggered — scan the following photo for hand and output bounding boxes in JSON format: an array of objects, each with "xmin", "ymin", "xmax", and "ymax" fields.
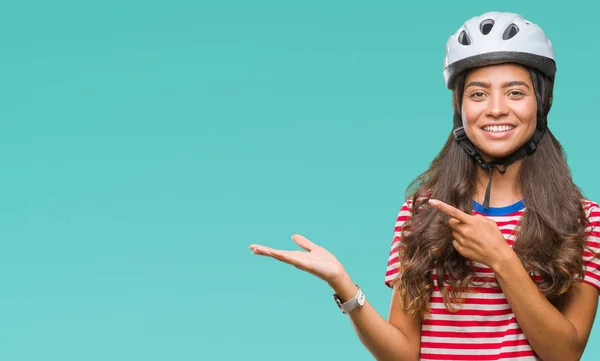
[
  {"xmin": 249, "ymin": 234, "xmax": 347, "ymax": 287},
  {"xmin": 428, "ymin": 199, "xmax": 514, "ymax": 269}
]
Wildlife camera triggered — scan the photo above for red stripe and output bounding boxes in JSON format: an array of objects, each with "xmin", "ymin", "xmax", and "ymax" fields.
[
  {"xmin": 473, "ymin": 210, "xmax": 524, "ymax": 217},
  {"xmin": 396, "ymin": 211, "xmax": 411, "ymax": 220},
  {"xmin": 420, "ymin": 350, "xmax": 535, "ymax": 360},
  {"xmin": 471, "ymin": 266, "xmax": 493, "ymax": 274},
  {"xmin": 432, "ymin": 275, "xmax": 498, "ymax": 284},
  {"xmin": 494, "ymin": 220, "xmax": 520, "ymax": 227},
  {"xmin": 429, "ymin": 297, "xmax": 507, "ymax": 305},
  {"xmin": 431, "ymin": 275, "xmax": 542, "ymax": 283},
  {"xmin": 585, "ymin": 270, "xmax": 600, "ymax": 282},
  {"xmin": 387, "ymin": 256, "xmax": 399, "ymax": 266},
  {"xmin": 421, "ymin": 338, "xmax": 530, "ymax": 350},
  {"xmin": 385, "ymin": 268, "xmax": 399, "ymax": 278},
  {"xmin": 586, "ymin": 240, "xmax": 600, "ymax": 247},
  {"xmin": 430, "ymin": 307, "xmax": 513, "ymax": 317},
  {"xmin": 432, "ymin": 285, "xmax": 502, "ymax": 294},
  {"xmin": 421, "ymin": 328, "xmax": 523, "ymax": 338},
  {"xmin": 423, "ymin": 317, "xmax": 517, "ymax": 328},
  {"xmin": 396, "ymin": 216, "xmax": 410, "ymax": 223},
  {"xmin": 585, "ymin": 259, "xmax": 600, "ymax": 269}
]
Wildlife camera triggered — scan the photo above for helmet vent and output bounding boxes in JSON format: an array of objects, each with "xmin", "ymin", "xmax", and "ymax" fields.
[
  {"xmin": 480, "ymin": 19, "xmax": 494, "ymax": 35},
  {"xmin": 502, "ymin": 23, "xmax": 519, "ymax": 40},
  {"xmin": 458, "ymin": 30, "xmax": 471, "ymax": 45}
]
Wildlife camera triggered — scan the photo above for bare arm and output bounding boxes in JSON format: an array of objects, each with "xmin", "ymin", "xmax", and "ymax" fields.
[
  {"xmin": 328, "ymin": 271, "xmax": 422, "ymax": 361},
  {"xmin": 249, "ymin": 234, "xmax": 421, "ymax": 361},
  {"xmin": 492, "ymin": 251, "xmax": 599, "ymax": 361}
]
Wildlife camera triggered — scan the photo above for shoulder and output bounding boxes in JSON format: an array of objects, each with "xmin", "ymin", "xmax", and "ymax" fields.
[
  {"xmin": 583, "ymin": 199, "xmax": 600, "ymax": 219},
  {"xmin": 582, "ymin": 199, "xmax": 600, "ymax": 236},
  {"xmin": 581, "ymin": 199, "xmax": 600, "ymax": 292},
  {"xmin": 582, "ymin": 198, "xmax": 599, "ymax": 247}
]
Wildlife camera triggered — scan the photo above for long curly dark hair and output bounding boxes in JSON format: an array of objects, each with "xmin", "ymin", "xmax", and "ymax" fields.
[{"xmin": 391, "ymin": 65, "xmax": 589, "ymax": 317}]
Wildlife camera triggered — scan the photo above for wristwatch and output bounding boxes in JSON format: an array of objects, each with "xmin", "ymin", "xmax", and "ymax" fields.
[{"xmin": 333, "ymin": 285, "xmax": 365, "ymax": 314}]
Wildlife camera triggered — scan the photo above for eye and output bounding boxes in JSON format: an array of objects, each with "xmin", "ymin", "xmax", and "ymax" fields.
[
  {"xmin": 508, "ymin": 90, "xmax": 525, "ymax": 97},
  {"xmin": 468, "ymin": 91, "xmax": 486, "ymax": 99}
]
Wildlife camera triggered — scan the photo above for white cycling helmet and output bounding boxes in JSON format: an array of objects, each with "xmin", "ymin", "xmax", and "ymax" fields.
[{"xmin": 443, "ymin": 11, "xmax": 556, "ymax": 89}]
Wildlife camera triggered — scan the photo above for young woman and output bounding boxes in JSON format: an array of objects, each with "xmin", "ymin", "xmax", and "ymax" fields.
[{"xmin": 249, "ymin": 11, "xmax": 600, "ymax": 361}]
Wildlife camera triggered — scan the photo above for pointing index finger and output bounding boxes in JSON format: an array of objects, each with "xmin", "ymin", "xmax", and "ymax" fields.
[{"xmin": 428, "ymin": 199, "xmax": 471, "ymax": 223}]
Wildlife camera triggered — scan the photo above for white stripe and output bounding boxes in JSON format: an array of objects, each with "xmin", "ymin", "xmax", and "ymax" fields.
[
  {"xmin": 389, "ymin": 240, "xmax": 402, "ymax": 251},
  {"xmin": 584, "ymin": 277, "xmax": 600, "ymax": 289},
  {"xmin": 421, "ymin": 324, "xmax": 521, "ymax": 333},
  {"xmin": 421, "ymin": 333, "xmax": 527, "ymax": 344},
  {"xmin": 427, "ymin": 313, "xmax": 516, "ymax": 322},
  {"xmin": 384, "ymin": 273, "xmax": 398, "ymax": 282},
  {"xmin": 428, "ymin": 302, "xmax": 511, "ymax": 311},
  {"xmin": 486, "ymin": 214, "xmax": 522, "ymax": 222},
  {"xmin": 395, "ymin": 209, "xmax": 411, "ymax": 218},
  {"xmin": 431, "ymin": 290, "xmax": 507, "ymax": 300},
  {"xmin": 585, "ymin": 226, "xmax": 600, "ymax": 233},
  {"xmin": 497, "ymin": 223, "xmax": 519, "ymax": 230},
  {"xmin": 386, "ymin": 261, "xmax": 400, "ymax": 270}
]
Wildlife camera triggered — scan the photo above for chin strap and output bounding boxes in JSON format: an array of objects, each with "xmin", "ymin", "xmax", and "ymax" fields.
[{"xmin": 453, "ymin": 126, "xmax": 545, "ymax": 209}]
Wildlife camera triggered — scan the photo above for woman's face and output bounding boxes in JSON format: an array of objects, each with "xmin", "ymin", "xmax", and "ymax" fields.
[{"xmin": 461, "ymin": 63, "xmax": 538, "ymax": 161}]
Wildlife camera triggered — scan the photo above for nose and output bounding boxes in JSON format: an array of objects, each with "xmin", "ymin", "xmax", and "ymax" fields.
[{"xmin": 486, "ymin": 93, "xmax": 509, "ymax": 117}]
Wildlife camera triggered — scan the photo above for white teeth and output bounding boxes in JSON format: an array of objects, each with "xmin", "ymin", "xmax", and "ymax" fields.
[{"xmin": 483, "ymin": 125, "xmax": 515, "ymax": 132}]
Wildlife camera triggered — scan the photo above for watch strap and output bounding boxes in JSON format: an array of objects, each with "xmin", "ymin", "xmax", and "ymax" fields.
[{"xmin": 333, "ymin": 285, "xmax": 365, "ymax": 314}]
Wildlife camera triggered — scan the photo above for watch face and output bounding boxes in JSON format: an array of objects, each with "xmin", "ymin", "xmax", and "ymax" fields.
[{"xmin": 357, "ymin": 291, "xmax": 365, "ymax": 306}]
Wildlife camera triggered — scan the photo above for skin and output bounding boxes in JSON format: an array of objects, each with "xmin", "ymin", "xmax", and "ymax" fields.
[
  {"xmin": 248, "ymin": 63, "xmax": 599, "ymax": 361},
  {"xmin": 461, "ymin": 63, "xmax": 536, "ymax": 206}
]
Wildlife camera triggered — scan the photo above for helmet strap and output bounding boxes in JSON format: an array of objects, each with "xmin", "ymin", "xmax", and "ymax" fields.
[{"xmin": 452, "ymin": 125, "xmax": 545, "ymax": 209}]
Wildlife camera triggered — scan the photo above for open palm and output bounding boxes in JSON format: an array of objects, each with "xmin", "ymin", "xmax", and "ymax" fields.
[{"xmin": 249, "ymin": 234, "xmax": 345, "ymax": 285}]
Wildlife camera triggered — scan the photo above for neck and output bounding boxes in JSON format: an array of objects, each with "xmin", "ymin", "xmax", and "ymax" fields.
[{"xmin": 474, "ymin": 159, "xmax": 523, "ymax": 207}]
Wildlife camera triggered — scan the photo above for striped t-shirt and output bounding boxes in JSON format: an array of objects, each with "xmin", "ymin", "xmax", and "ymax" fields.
[{"xmin": 384, "ymin": 198, "xmax": 600, "ymax": 361}]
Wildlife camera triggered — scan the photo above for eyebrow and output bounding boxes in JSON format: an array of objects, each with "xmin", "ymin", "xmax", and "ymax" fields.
[{"xmin": 465, "ymin": 81, "xmax": 530, "ymax": 89}]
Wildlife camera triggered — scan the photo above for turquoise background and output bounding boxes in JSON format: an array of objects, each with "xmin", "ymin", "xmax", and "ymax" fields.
[{"xmin": 1, "ymin": 1, "xmax": 598, "ymax": 360}]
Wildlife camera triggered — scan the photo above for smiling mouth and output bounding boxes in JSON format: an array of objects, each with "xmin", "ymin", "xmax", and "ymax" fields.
[{"xmin": 482, "ymin": 125, "xmax": 516, "ymax": 132}]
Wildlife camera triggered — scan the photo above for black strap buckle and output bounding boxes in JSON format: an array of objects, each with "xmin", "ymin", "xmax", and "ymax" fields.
[
  {"xmin": 453, "ymin": 127, "xmax": 468, "ymax": 142},
  {"xmin": 525, "ymin": 141, "xmax": 537, "ymax": 154}
]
